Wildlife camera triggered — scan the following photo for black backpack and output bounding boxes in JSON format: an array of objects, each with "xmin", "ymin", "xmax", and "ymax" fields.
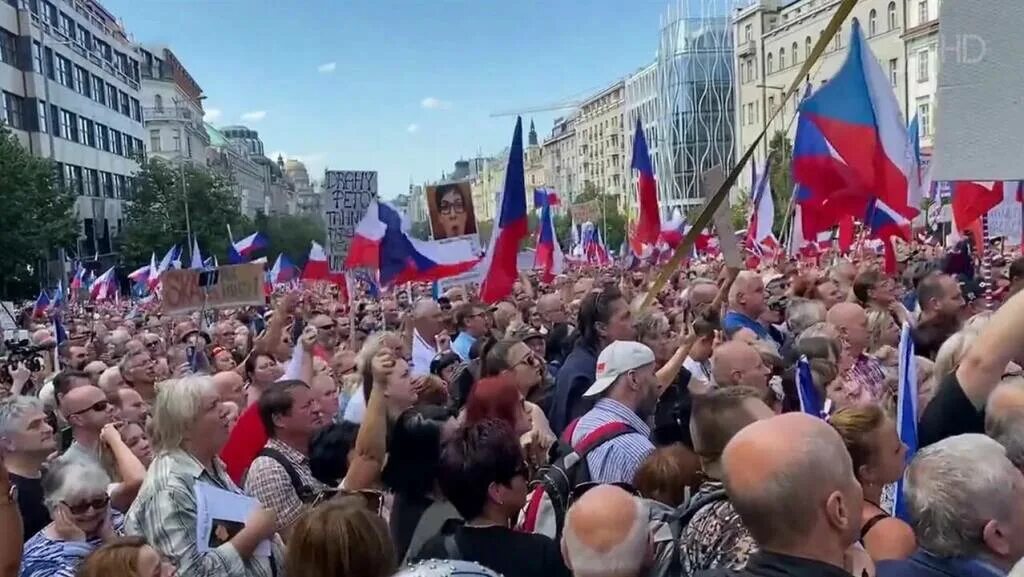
[
  {"xmin": 256, "ymin": 447, "xmax": 319, "ymax": 504},
  {"xmin": 519, "ymin": 419, "xmax": 635, "ymax": 540},
  {"xmin": 648, "ymin": 488, "xmax": 729, "ymax": 577}
]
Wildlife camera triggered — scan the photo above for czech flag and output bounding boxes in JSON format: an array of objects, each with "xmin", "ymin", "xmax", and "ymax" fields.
[
  {"xmin": 631, "ymin": 116, "xmax": 660, "ymax": 247},
  {"xmin": 157, "ymin": 245, "xmax": 180, "ymax": 277},
  {"xmin": 32, "ymin": 291, "xmax": 50, "ymax": 318},
  {"xmin": 228, "ymin": 232, "xmax": 267, "ymax": 264},
  {"xmin": 90, "ymin": 267, "xmax": 117, "ymax": 301},
  {"xmin": 893, "ymin": 322, "xmax": 918, "ymax": 522},
  {"xmin": 746, "ymin": 159, "xmax": 778, "ymax": 252},
  {"xmin": 69, "ymin": 264, "xmax": 85, "ymax": 294},
  {"xmin": 269, "ymin": 254, "xmax": 298, "ymax": 285},
  {"xmin": 865, "ymin": 198, "xmax": 912, "ymax": 273},
  {"xmin": 190, "ymin": 238, "xmax": 204, "ymax": 270},
  {"xmin": 534, "ymin": 190, "xmax": 564, "ymax": 283},
  {"xmin": 301, "ymin": 241, "xmax": 343, "ymax": 285},
  {"xmin": 478, "ymin": 117, "xmax": 528, "ymax": 303},
  {"xmin": 797, "ymin": 19, "xmax": 916, "ymax": 222},
  {"xmin": 796, "ymin": 355, "xmax": 825, "ymax": 419},
  {"xmin": 346, "ymin": 200, "xmax": 480, "ymax": 287}
]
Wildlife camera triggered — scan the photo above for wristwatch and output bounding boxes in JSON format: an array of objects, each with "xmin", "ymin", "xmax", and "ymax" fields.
[{"xmin": 0, "ymin": 483, "xmax": 17, "ymax": 506}]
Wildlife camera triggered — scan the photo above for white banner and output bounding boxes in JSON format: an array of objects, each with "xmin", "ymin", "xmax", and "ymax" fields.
[{"xmin": 323, "ymin": 170, "xmax": 378, "ymax": 272}]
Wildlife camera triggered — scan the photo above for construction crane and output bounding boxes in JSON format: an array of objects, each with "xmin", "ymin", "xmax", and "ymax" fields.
[{"xmin": 489, "ymin": 99, "xmax": 582, "ymax": 117}]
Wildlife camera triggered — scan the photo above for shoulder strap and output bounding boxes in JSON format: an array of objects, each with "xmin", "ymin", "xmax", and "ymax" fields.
[
  {"xmin": 258, "ymin": 447, "xmax": 312, "ymax": 500},
  {"xmin": 443, "ymin": 532, "xmax": 462, "ymax": 561},
  {"xmin": 861, "ymin": 512, "xmax": 889, "ymax": 540},
  {"xmin": 560, "ymin": 418, "xmax": 581, "ymax": 444},
  {"xmin": 573, "ymin": 422, "xmax": 635, "ymax": 457},
  {"xmin": 677, "ymin": 488, "xmax": 729, "ymax": 528}
]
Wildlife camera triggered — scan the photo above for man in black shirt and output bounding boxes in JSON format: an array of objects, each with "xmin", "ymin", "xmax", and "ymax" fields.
[
  {"xmin": 698, "ymin": 413, "xmax": 867, "ymax": 577},
  {"xmin": 912, "ymin": 274, "xmax": 964, "ymax": 360},
  {"xmin": 0, "ymin": 395, "xmax": 57, "ymax": 541}
]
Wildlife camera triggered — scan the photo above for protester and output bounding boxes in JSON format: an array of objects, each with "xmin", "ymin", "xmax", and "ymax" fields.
[
  {"xmin": 286, "ymin": 498, "xmax": 397, "ymax": 577},
  {"xmin": 0, "ymin": 452, "xmax": 21, "ymax": 577},
  {"xmin": 724, "ymin": 272, "xmax": 773, "ymax": 344},
  {"xmin": 827, "ymin": 302, "xmax": 888, "ymax": 404},
  {"xmin": 711, "ymin": 341, "xmax": 772, "ymax": 405},
  {"xmin": 60, "ymin": 385, "xmax": 117, "ymax": 465},
  {"xmin": 912, "ymin": 274, "xmax": 965, "ymax": 360},
  {"xmin": 76, "ymin": 537, "xmax": 176, "ymax": 577},
  {"xmin": 453, "ymin": 304, "xmax": 489, "ymax": 362},
  {"xmin": 0, "ymin": 397, "xmax": 56, "ymax": 541},
  {"xmin": 412, "ymin": 299, "xmax": 446, "ymax": 377},
  {"xmin": 114, "ymin": 388, "xmax": 149, "ymax": 425},
  {"xmin": 562, "ymin": 484, "xmax": 650, "ymax": 577}
]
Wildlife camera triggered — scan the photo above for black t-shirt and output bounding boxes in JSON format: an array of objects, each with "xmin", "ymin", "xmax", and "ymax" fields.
[
  {"xmin": 10, "ymin": 473, "xmax": 49, "ymax": 542},
  {"xmin": 416, "ymin": 523, "xmax": 571, "ymax": 577},
  {"xmin": 918, "ymin": 370, "xmax": 985, "ymax": 448},
  {"xmin": 653, "ymin": 367, "xmax": 694, "ymax": 448}
]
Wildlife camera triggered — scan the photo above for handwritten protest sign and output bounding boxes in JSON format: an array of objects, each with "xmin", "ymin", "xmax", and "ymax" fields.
[
  {"xmin": 161, "ymin": 263, "xmax": 265, "ymax": 315},
  {"xmin": 323, "ymin": 170, "xmax": 378, "ymax": 273},
  {"xmin": 987, "ymin": 187, "xmax": 1023, "ymax": 246},
  {"xmin": 570, "ymin": 199, "xmax": 601, "ymax": 224}
]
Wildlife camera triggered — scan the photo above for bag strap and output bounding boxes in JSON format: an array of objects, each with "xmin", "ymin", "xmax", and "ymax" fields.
[
  {"xmin": 443, "ymin": 532, "xmax": 462, "ymax": 561},
  {"xmin": 258, "ymin": 447, "xmax": 313, "ymax": 501},
  {"xmin": 572, "ymin": 422, "xmax": 635, "ymax": 457},
  {"xmin": 677, "ymin": 488, "xmax": 728, "ymax": 528}
]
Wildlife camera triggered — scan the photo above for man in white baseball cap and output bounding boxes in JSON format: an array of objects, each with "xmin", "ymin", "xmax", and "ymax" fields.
[{"xmin": 569, "ymin": 341, "xmax": 660, "ymax": 484}]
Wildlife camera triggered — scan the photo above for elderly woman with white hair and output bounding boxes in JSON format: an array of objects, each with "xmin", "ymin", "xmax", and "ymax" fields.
[
  {"xmin": 19, "ymin": 459, "xmax": 122, "ymax": 577},
  {"xmin": 125, "ymin": 376, "xmax": 281, "ymax": 577}
]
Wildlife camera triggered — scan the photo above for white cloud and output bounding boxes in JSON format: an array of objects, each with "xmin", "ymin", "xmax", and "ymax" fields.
[
  {"xmin": 203, "ymin": 108, "xmax": 222, "ymax": 123},
  {"xmin": 241, "ymin": 110, "xmax": 267, "ymax": 122},
  {"xmin": 420, "ymin": 97, "xmax": 452, "ymax": 110},
  {"xmin": 407, "ymin": 124, "xmax": 419, "ymax": 134},
  {"xmin": 317, "ymin": 62, "xmax": 337, "ymax": 74}
]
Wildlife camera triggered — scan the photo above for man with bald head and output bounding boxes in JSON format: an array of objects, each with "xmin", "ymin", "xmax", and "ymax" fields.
[
  {"xmin": 724, "ymin": 272, "xmax": 773, "ymax": 345},
  {"xmin": 60, "ymin": 384, "xmax": 117, "ymax": 465},
  {"xmin": 537, "ymin": 293, "xmax": 569, "ymax": 331},
  {"xmin": 562, "ymin": 484, "xmax": 650, "ymax": 577},
  {"xmin": 712, "ymin": 413, "xmax": 864, "ymax": 577},
  {"xmin": 411, "ymin": 298, "xmax": 444, "ymax": 377},
  {"xmin": 687, "ymin": 279, "xmax": 720, "ymax": 314},
  {"xmin": 712, "ymin": 341, "xmax": 772, "ymax": 404},
  {"xmin": 827, "ymin": 302, "xmax": 887, "ymax": 402}
]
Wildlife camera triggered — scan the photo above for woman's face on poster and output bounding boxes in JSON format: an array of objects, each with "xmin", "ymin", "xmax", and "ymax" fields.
[{"xmin": 438, "ymin": 188, "xmax": 467, "ymax": 237}]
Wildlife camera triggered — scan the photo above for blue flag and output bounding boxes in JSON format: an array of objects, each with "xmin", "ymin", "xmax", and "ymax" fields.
[
  {"xmin": 893, "ymin": 322, "xmax": 918, "ymax": 521},
  {"xmin": 796, "ymin": 355, "xmax": 825, "ymax": 419}
]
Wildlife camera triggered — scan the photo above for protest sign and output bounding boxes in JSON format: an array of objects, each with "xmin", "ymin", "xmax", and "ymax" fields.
[
  {"xmin": 161, "ymin": 263, "xmax": 264, "ymax": 315},
  {"xmin": 987, "ymin": 184, "xmax": 1023, "ymax": 246},
  {"xmin": 570, "ymin": 199, "xmax": 601, "ymax": 223},
  {"xmin": 323, "ymin": 170, "xmax": 378, "ymax": 272},
  {"xmin": 426, "ymin": 182, "xmax": 478, "ymax": 240},
  {"xmin": 702, "ymin": 166, "xmax": 744, "ymax": 269},
  {"xmin": 435, "ymin": 235, "xmax": 483, "ymax": 291}
]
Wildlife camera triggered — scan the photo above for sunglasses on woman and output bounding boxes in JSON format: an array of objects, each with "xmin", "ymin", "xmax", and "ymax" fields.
[{"xmin": 63, "ymin": 494, "xmax": 109, "ymax": 515}]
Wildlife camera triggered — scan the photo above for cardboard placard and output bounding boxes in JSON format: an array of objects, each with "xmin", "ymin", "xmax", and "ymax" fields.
[
  {"xmin": 702, "ymin": 166, "xmax": 744, "ymax": 268},
  {"xmin": 161, "ymin": 263, "xmax": 265, "ymax": 314},
  {"xmin": 570, "ymin": 199, "xmax": 601, "ymax": 223},
  {"xmin": 323, "ymin": 170, "xmax": 378, "ymax": 272}
]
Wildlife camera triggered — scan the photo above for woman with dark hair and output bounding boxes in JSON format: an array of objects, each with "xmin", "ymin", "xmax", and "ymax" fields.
[
  {"xmin": 415, "ymin": 419, "xmax": 569, "ymax": 577},
  {"xmin": 478, "ymin": 338, "xmax": 543, "ymax": 399},
  {"xmin": 384, "ymin": 405, "xmax": 459, "ymax": 563},
  {"xmin": 432, "ymin": 184, "xmax": 477, "ymax": 240},
  {"xmin": 243, "ymin": 352, "xmax": 283, "ymax": 406},
  {"xmin": 464, "ymin": 375, "xmax": 531, "ymax": 437}
]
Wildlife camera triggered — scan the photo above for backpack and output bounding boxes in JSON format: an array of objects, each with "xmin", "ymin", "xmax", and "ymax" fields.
[
  {"xmin": 519, "ymin": 419, "xmax": 635, "ymax": 540},
  {"xmin": 256, "ymin": 447, "xmax": 318, "ymax": 504},
  {"xmin": 647, "ymin": 488, "xmax": 728, "ymax": 577}
]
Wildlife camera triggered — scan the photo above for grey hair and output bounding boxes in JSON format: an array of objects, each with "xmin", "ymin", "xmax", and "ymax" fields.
[
  {"xmin": 725, "ymin": 427, "xmax": 854, "ymax": 549},
  {"xmin": 985, "ymin": 377, "xmax": 1024, "ymax": 468},
  {"xmin": 150, "ymin": 375, "xmax": 218, "ymax": 453},
  {"xmin": 905, "ymin": 434, "xmax": 1020, "ymax": 557},
  {"xmin": 42, "ymin": 458, "xmax": 110, "ymax": 512},
  {"xmin": 786, "ymin": 298, "xmax": 827, "ymax": 336},
  {"xmin": 562, "ymin": 498, "xmax": 649, "ymax": 577},
  {"xmin": 0, "ymin": 395, "xmax": 45, "ymax": 438},
  {"xmin": 796, "ymin": 322, "xmax": 841, "ymax": 346}
]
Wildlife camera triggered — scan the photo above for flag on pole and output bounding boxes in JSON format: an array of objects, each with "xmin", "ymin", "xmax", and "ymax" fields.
[
  {"xmin": 747, "ymin": 159, "xmax": 778, "ymax": 252},
  {"xmin": 90, "ymin": 267, "xmax": 117, "ymax": 301},
  {"xmin": 893, "ymin": 321, "xmax": 918, "ymax": 522},
  {"xmin": 32, "ymin": 291, "xmax": 50, "ymax": 317},
  {"xmin": 228, "ymin": 232, "xmax": 268, "ymax": 264},
  {"xmin": 478, "ymin": 117, "xmax": 528, "ymax": 303},
  {"xmin": 534, "ymin": 189, "xmax": 564, "ymax": 283},
  {"xmin": 190, "ymin": 238, "xmax": 204, "ymax": 270},
  {"xmin": 796, "ymin": 355, "xmax": 825, "ymax": 418},
  {"xmin": 269, "ymin": 254, "xmax": 298, "ymax": 285},
  {"xmin": 630, "ymin": 116, "xmax": 660, "ymax": 246}
]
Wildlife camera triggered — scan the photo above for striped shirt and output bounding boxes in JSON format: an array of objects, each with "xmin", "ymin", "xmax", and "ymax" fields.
[
  {"xmin": 571, "ymin": 398, "xmax": 655, "ymax": 484},
  {"xmin": 125, "ymin": 449, "xmax": 284, "ymax": 577},
  {"xmin": 20, "ymin": 513, "xmax": 124, "ymax": 577}
]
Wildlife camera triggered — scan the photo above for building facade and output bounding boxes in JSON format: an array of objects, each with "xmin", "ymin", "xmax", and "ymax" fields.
[
  {"xmin": 408, "ymin": 184, "xmax": 426, "ymax": 224},
  {"xmin": 904, "ymin": 0, "xmax": 938, "ymax": 152},
  {"xmin": 575, "ymin": 79, "xmax": 627, "ymax": 204},
  {"xmin": 625, "ymin": 61, "xmax": 660, "ymax": 216},
  {"xmin": 206, "ymin": 122, "xmax": 266, "ymax": 219},
  {"xmin": 524, "ymin": 119, "xmax": 545, "ymax": 194},
  {"xmin": 219, "ymin": 125, "xmax": 295, "ymax": 217},
  {"xmin": 1, "ymin": 0, "xmax": 146, "ymax": 264},
  {"xmin": 284, "ymin": 158, "xmax": 319, "ymax": 217},
  {"xmin": 541, "ymin": 113, "xmax": 578, "ymax": 205},
  {"xmin": 733, "ymin": 0, "xmax": 907, "ymax": 175},
  {"xmin": 657, "ymin": 1, "xmax": 735, "ymax": 208},
  {"xmin": 469, "ymin": 154, "xmax": 505, "ymax": 223},
  {"xmin": 138, "ymin": 45, "xmax": 208, "ymax": 165}
]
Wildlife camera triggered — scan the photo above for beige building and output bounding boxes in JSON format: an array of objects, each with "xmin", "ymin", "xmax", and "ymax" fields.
[
  {"xmin": 904, "ymin": 0, "xmax": 939, "ymax": 153},
  {"xmin": 575, "ymin": 80, "xmax": 627, "ymax": 204},
  {"xmin": 542, "ymin": 114, "xmax": 578, "ymax": 205},
  {"xmin": 524, "ymin": 120, "xmax": 545, "ymax": 195},
  {"xmin": 734, "ymin": 0, "xmax": 908, "ymax": 175},
  {"xmin": 469, "ymin": 153, "xmax": 506, "ymax": 222}
]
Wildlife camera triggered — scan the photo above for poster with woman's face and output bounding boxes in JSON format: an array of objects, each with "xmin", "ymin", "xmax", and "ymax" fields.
[{"xmin": 427, "ymin": 182, "xmax": 478, "ymax": 240}]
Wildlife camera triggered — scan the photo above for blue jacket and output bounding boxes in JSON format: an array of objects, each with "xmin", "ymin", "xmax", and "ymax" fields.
[
  {"xmin": 877, "ymin": 550, "xmax": 1006, "ymax": 577},
  {"xmin": 549, "ymin": 341, "xmax": 598, "ymax": 436},
  {"xmin": 724, "ymin": 311, "xmax": 770, "ymax": 340}
]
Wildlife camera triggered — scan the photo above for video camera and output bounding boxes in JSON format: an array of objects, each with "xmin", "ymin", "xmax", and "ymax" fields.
[{"xmin": 3, "ymin": 339, "xmax": 53, "ymax": 373}]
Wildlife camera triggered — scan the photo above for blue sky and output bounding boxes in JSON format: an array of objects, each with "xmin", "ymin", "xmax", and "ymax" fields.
[{"xmin": 104, "ymin": 0, "xmax": 679, "ymax": 200}]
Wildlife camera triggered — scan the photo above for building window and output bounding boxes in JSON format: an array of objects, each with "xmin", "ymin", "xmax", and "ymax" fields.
[
  {"xmin": 154, "ymin": 94, "xmax": 163, "ymax": 111},
  {"xmin": 44, "ymin": 2, "xmax": 57, "ymax": 26},
  {"xmin": 55, "ymin": 54, "xmax": 71, "ymax": 87},
  {"xmin": 92, "ymin": 75, "xmax": 104, "ymax": 105},
  {"xmin": 833, "ymin": 29, "xmax": 842, "ymax": 51},
  {"xmin": 125, "ymin": 135, "xmax": 134, "ymax": 157},
  {"xmin": 744, "ymin": 23, "xmax": 752, "ymax": 42},
  {"xmin": 918, "ymin": 0, "xmax": 928, "ymax": 24},
  {"xmin": 32, "ymin": 41, "xmax": 42, "ymax": 73},
  {"xmin": 82, "ymin": 168, "xmax": 96, "ymax": 197},
  {"xmin": 59, "ymin": 13, "xmax": 74, "ymax": 39},
  {"xmin": 1, "ymin": 92, "xmax": 23, "ymax": 129},
  {"xmin": 130, "ymin": 98, "xmax": 141, "ymax": 122},
  {"xmin": 869, "ymin": 9, "xmax": 877, "ymax": 35},
  {"xmin": 150, "ymin": 129, "xmax": 160, "ymax": 152},
  {"xmin": 37, "ymin": 101, "xmax": 47, "ymax": 133},
  {"xmin": 96, "ymin": 123, "xmax": 108, "ymax": 151},
  {"xmin": 100, "ymin": 172, "xmax": 112, "ymax": 198},
  {"xmin": 77, "ymin": 25, "xmax": 90, "ymax": 51},
  {"xmin": 888, "ymin": 2, "xmax": 897, "ymax": 30},
  {"xmin": 0, "ymin": 28, "xmax": 16, "ymax": 67},
  {"xmin": 889, "ymin": 58, "xmax": 899, "ymax": 87},
  {"xmin": 768, "ymin": 96, "xmax": 776, "ymax": 115},
  {"xmin": 918, "ymin": 102, "xmax": 931, "ymax": 136},
  {"xmin": 172, "ymin": 130, "xmax": 181, "ymax": 151},
  {"xmin": 792, "ymin": 42, "xmax": 799, "ymax": 65},
  {"xmin": 110, "ymin": 128, "xmax": 122, "ymax": 155},
  {"xmin": 779, "ymin": 48, "xmax": 786, "ymax": 69},
  {"xmin": 70, "ymin": 165, "xmax": 82, "ymax": 195},
  {"xmin": 186, "ymin": 135, "xmax": 192, "ymax": 158},
  {"xmin": 73, "ymin": 66, "xmax": 89, "ymax": 96},
  {"xmin": 805, "ymin": 36, "xmax": 812, "ymax": 59},
  {"xmin": 119, "ymin": 91, "xmax": 130, "ymax": 116},
  {"xmin": 106, "ymin": 85, "xmax": 117, "ymax": 110},
  {"xmin": 77, "ymin": 116, "xmax": 90, "ymax": 146},
  {"xmin": 49, "ymin": 104, "xmax": 58, "ymax": 134},
  {"xmin": 59, "ymin": 109, "xmax": 75, "ymax": 140},
  {"xmin": 767, "ymin": 53, "xmax": 774, "ymax": 73},
  {"xmin": 917, "ymin": 49, "xmax": 930, "ymax": 82}
]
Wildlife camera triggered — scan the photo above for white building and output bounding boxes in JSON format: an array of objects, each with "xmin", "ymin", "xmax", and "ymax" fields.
[
  {"xmin": 1, "ymin": 0, "xmax": 145, "ymax": 265},
  {"xmin": 904, "ymin": 0, "xmax": 938, "ymax": 153},
  {"xmin": 206, "ymin": 122, "xmax": 265, "ymax": 219},
  {"xmin": 541, "ymin": 113, "xmax": 578, "ymax": 205},
  {"xmin": 284, "ymin": 158, "xmax": 319, "ymax": 217},
  {"xmin": 138, "ymin": 45, "xmax": 208, "ymax": 165}
]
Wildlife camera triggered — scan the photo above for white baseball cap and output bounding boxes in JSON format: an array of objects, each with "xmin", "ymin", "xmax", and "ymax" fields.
[{"xmin": 584, "ymin": 341, "xmax": 657, "ymax": 398}]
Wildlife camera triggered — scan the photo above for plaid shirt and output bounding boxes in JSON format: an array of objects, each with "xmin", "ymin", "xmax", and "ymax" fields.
[
  {"xmin": 125, "ymin": 450, "xmax": 284, "ymax": 577},
  {"xmin": 842, "ymin": 354, "xmax": 889, "ymax": 403},
  {"xmin": 245, "ymin": 439, "xmax": 326, "ymax": 531}
]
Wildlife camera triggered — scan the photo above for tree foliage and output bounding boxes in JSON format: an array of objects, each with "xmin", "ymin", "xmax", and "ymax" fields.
[
  {"xmin": 575, "ymin": 182, "xmax": 626, "ymax": 251},
  {"xmin": 0, "ymin": 126, "xmax": 77, "ymax": 299},
  {"xmin": 255, "ymin": 213, "xmax": 325, "ymax": 267},
  {"xmin": 768, "ymin": 131, "xmax": 794, "ymax": 235},
  {"xmin": 731, "ymin": 188, "xmax": 751, "ymax": 232},
  {"xmin": 120, "ymin": 159, "xmax": 251, "ymax": 268}
]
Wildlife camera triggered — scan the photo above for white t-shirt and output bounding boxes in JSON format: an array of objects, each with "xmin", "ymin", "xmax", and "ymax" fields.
[
  {"xmin": 683, "ymin": 356, "xmax": 712, "ymax": 386},
  {"xmin": 411, "ymin": 329, "xmax": 436, "ymax": 377},
  {"xmin": 343, "ymin": 385, "xmax": 366, "ymax": 425}
]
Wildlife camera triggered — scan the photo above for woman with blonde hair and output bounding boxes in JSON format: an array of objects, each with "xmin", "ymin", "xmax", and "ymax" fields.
[
  {"xmin": 285, "ymin": 498, "xmax": 397, "ymax": 577},
  {"xmin": 77, "ymin": 536, "xmax": 176, "ymax": 577},
  {"xmin": 865, "ymin": 308, "xmax": 901, "ymax": 362},
  {"xmin": 829, "ymin": 405, "xmax": 916, "ymax": 561}
]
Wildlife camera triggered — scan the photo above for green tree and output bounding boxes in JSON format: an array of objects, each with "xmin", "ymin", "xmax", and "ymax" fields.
[
  {"xmin": 731, "ymin": 188, "xmax": 751, "ymax": 231},
  {"xmin": 261, "ymin": 214, "xmax": 325, "ymax": 266},
  {"xmin": 120, "ymin": 159, "xmax": 250, "ymax": 268},
  {"xmin": 767, "ymin": 131, "xmax": 794, "ymax": 235},
  {"xmin": 0, "ymin": 126, "xmax": 77, "ymax": 299}
]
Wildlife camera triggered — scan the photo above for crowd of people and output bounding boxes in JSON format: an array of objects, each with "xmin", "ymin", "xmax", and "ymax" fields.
[{"xmin": 1, "ymin": 242, "xmax": 1024, "ymax": 577}]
